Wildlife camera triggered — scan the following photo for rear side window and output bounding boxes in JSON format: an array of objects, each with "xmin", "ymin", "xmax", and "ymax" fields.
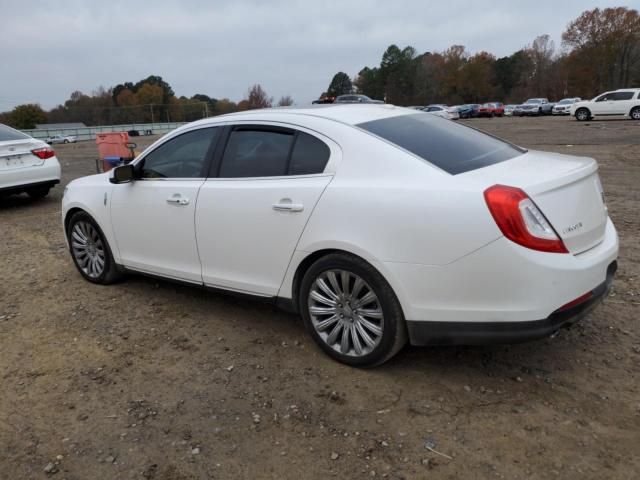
[
  {"xmin": 289, "ymin": 132, "xmax": 330, "ymax": 175},
  {"xmin": 219, "ymin": 128, "xmax": 294, "ymax": 177},
  {"xmin": 219, "ymin": 128, "xmax": 331, "ymax": 177},
  {"xmin": 358, "ymin": 113, "xmax": 524, "ymax": 175},
  {"xmin": 0, "ymin": 124, "xmax": 29, "ymax": 142},
  {"xmin": 612, "ymin": 92, "xmax": 634, "ymax": 100}
]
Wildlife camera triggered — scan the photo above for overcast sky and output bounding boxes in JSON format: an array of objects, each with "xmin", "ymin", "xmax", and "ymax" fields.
[{"xmin": 0, "ymin": 0, "xmax": 629, "ymax": 110}]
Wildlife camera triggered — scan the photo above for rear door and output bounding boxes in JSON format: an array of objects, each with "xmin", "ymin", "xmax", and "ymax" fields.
[
  {"xmin": 609, "ymin": 91, "xmax": 635, "ymax": 115},
  {"xmin": 195, "ymin": 124, "xmax": 337, "ymax": 295}
]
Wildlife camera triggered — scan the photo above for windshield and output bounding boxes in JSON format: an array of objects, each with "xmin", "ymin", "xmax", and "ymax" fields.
[
  {"xmin": 0, "ymin": 124, "xmax": 30, "ymax": 142},
  {"xmin": 357, "ymin": 113, "xmax": 525, "ymax": 175},
  {"xmin": 558, "ymin": 99, "xmax": 573, "ymax": 104},
  {"xmin": 525, "ymin": 99, "xmax": 542, "ymax": 104}
]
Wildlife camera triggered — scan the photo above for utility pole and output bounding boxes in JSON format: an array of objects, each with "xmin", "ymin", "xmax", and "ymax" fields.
[
  {"xmin": 204, "ymin": 102, "xmax": 209, "ymax": 118},
  {"xmin": 150, "ymin": 104, "xmax": 155, "ymax": 124}
]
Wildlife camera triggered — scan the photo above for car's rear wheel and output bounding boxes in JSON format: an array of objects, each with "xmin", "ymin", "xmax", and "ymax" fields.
[
  {"xmin": 67, "ymin": 211, "xmax": 122, "ymax": 284},
  {"xmin": 27, "ymin": 185, "xmax": 51, "ymax": 199},
  {"xmin": 575, "ymin": 108, "xmax": 591, "ymax": 121},
  {"xmin": 630, "ymin": 107, "xmax": 640, "ymax": 120},
  {"xmin": 63, "ymin": 139, "xmax": 69, "ymax": 144},
  {"xmin": 299, "ymin": 253, "xmax": 407, "ymax": 367}
]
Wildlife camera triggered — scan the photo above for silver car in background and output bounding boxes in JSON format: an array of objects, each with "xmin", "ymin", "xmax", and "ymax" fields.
[{"xmin": 422, "ymin": 105, "xmax": 459, "ymax": 120}]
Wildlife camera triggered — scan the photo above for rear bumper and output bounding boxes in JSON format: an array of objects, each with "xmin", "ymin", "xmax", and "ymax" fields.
[
  {"xmin": 0, "ymin": 159, "xmax": 61, "ymax": 192},
  {"xmin": 406, "ymin": 261, "xmax": 617, "ymax": 345}
]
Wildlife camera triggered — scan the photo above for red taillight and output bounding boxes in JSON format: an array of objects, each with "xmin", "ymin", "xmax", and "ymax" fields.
[
  {"xmin": 31, "ymin": 147, "xmax": 55, "ymax": 160},
  {"xmin": 557, "ymin": 291, "xmax": 593, "ymax": 312},
  {"xmin": 484, "ymin": 184, "xmax": 569, "ymax": 253}
]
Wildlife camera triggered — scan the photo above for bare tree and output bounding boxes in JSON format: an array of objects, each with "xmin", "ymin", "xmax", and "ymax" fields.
[
  {"xmin": 243, "ymin": 84, "xmax": 273, "ymax": 110},
  {"xmin": 277, "ymin": 95, "xmax": 294, "ymax": 107}
]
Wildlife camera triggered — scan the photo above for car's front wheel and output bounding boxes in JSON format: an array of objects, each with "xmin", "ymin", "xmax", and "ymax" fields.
[
  {"xmin": 575, "ymin": 108, "xmax": 591, "ymax": 121},
  {"xmin": 67, "ymin": 211, "xmax": 122, "ymax": 284},
  {"xmin": 299, "ymin": 253, "xmax": 407, "ymax": 367}
]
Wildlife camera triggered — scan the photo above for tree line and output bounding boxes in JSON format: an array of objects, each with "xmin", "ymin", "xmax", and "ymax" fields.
[
  {"xmin": 1, "ymin": 78, "xmax": 293, "ymax": 129},
  {"xmin": 325, "ymin": 7, "xmax": 640, "ymax": 105}
]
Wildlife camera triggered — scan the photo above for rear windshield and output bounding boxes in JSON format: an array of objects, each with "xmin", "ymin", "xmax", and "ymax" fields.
[
  {"xmin": 357, "ymin": 113, "xmax": 525, "ymax": 175},
  {"xmin": 0, "ymin": 124, "xmax": 29, "ymax": 142}
]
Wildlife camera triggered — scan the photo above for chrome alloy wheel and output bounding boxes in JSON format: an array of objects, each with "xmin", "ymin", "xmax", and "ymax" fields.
[
  {"xmin": 308, "ymin": 270, "xmax": 384, "ymax": 357},
  {"xmin": 71, "ymin": 221, "xmax": 106, "ymax": 278}
]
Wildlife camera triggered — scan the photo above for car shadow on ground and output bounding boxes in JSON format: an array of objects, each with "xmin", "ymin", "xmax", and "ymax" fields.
[{"xmin": 120, "ymin": 272, "xmax": 576, "ymax": 378}]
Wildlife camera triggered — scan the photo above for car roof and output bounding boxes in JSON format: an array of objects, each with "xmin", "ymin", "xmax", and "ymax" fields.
[{"xmin": 188, "ymin": 104, "xmax": 416, "ymax": 128}]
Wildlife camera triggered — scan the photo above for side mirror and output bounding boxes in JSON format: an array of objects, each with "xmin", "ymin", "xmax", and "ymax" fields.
[{"xmin": 110, "ymin": 164, "xmax": 135, "ymax": 184}]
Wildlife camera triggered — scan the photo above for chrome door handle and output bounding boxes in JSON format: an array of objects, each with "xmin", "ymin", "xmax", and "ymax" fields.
[
  {"xmin": 272, "ymin": 203, "xmax": 304, "ymax": 212},
  {"xmin": 167, "ymin": 197, "xmax": 189, "ymax": 206}
]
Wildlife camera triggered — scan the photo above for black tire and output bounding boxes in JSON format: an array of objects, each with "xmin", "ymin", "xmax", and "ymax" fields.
[
  {"xmin": 575, "ymin": 108, "xmax": 591, "ymax": 121},
  {"xmin": 26, "ymin": 185, "xmax": 51, "ymax": 199},
  {"xmin": 63, "ymin": 139, "xmax": 69, "ymax": 144},
  {"xmin": 67, "ymin": 211, "xmax": 122, "ymax": 284},
  {"xmin": 299, "ymin": 253, "xmax": 407, "ymax": 367},
  {"xmin": 630, "ymin": 106, "xmax": 640, "ymax": 120}
]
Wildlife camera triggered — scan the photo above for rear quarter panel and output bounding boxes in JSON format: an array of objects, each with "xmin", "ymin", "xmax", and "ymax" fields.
[{"xmin": 295, "ymin": 128, "xmax": 502, "ymax": 266}]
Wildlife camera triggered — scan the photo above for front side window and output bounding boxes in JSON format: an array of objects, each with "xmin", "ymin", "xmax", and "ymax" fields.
[
  {"xmin": 141, "ymin": 128, "xmax": 218, "ymax": 179},
  {"xmin": 358, "ymin": 113, "xmax": 524, "ymax": 175},
  {"xmin": 595, "ymin": 93, "xmax": 611, "ymax": 102}
]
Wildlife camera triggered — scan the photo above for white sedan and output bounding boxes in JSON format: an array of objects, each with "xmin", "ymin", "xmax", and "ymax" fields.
[
  {"xmin": 422, "ymin": 105, "xmax": 459, "ymax": 120},
  {"xmin": 46, "ymin": 134, "xmax": 77, "ymax": 144},
  {"xmin": 62, "ymin": 105, "xmax": 618, "ymax": 366},
  {"xmin": 1, "ymin": 124, "xmax": 61, "ymax": 198}
]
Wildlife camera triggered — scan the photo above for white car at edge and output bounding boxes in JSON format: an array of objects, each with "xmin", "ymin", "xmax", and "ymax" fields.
[
  {"xmin": 1, "ymin": 123, "xmax": 61, "ymax": 198},
  {"xmin": 571, "ymin": 88, "xmax": 640, "ymax": 121},
  {"xmin": 62, "ymin": 105, "xmax": 618, "ymax": 366}
]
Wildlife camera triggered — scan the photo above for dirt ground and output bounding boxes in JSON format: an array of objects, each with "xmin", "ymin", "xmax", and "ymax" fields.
[{"xmin": 1, "ymin": 116, "xmax": 639, "ymax": 480}]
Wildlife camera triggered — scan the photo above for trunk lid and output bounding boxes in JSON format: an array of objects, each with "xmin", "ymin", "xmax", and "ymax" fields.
[
  {"xmin": 0, "ymin": 139, "xmax": 46, "ymax": 171},
  {"xmin": 466, "ymin": 150, "xmax": 608, "ymax": 254}
]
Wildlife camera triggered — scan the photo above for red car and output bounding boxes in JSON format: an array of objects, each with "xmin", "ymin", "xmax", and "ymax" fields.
[
  {"xmin": 477, "ymin": 102, "xmax": 504, "ymax": 117},
  {"xmin": 490, "ymin": 102, "xmax": 505, "ymax": 116}
]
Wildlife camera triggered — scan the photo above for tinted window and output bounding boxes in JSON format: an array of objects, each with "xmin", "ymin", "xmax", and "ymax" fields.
[
  {"xmin": 612, "ymin": 92, "xmax": 634, "ymax": 100},
  {"xmin": 219, "ymin": 128, "xmax": 294, "ymax": 177},
  {"xmin": 141, "ymin": 128, "xmax": 218, "ymax": 178},
  {"xmin": 0, "ymin": 124, "xmax": 29, "ymax": 142},
  {"xmin": 358, "ymin": 113, "xmax": 524, "ymax": 175},
  {"xmin": 289, "ymin": 132, "xmax": 331, "ymax": 175}
]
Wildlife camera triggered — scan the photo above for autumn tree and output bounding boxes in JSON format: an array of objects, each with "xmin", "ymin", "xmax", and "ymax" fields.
[{"xmin": 563, "ymin": 7, "xmax": 640, "ymax": 94}]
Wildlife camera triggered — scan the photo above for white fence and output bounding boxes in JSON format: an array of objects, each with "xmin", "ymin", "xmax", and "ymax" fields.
[{"xmin": 21, "ymin": 122, "xmax": 188, "ymax": 142}]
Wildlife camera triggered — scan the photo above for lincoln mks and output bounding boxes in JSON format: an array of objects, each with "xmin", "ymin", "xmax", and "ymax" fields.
[{"xmin": 62, "ymin": 105, "xmax": 618, "ymax": 366}]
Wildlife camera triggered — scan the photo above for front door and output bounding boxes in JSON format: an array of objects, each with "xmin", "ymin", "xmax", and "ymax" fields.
[
  {"xmin": 110, "ymin": 127, "xmax": 220, "ymax": 283},
  {"xmin": 196, "ymin": 125, "xmax": 335, "ymax": 295}
]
